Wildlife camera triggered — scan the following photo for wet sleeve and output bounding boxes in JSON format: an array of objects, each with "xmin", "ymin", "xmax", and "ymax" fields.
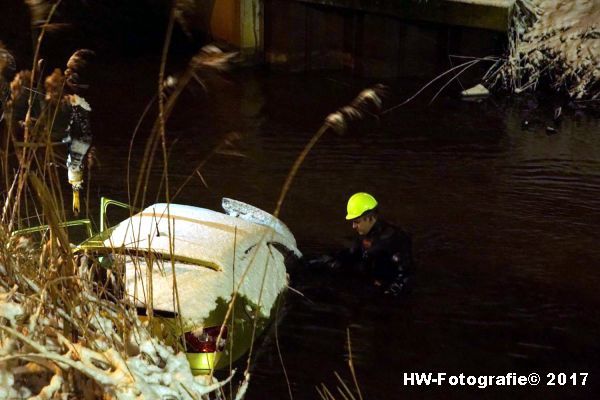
[
  {"xmin": 334, "ymin": 237, "xmax": 363, "ymax": 266},
  {"xmin": 394, "ymin": 231, "xmax": 414, "ymax": 275},
  {"xmin": 363, "ymin": 225, "xmax": 395, "ymax": 259},
  {"xmin": 385, "ymin": 232, "xmax": 414, "ymax": 295},
  {"xmin": 306, "ymin": 238, "xmax": 362, "ymax": 271}
]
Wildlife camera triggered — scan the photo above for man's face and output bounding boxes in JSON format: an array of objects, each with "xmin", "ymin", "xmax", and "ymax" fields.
[{"xmin": 352, "ymin": 215, "xmax": 376, "ymax": 235}]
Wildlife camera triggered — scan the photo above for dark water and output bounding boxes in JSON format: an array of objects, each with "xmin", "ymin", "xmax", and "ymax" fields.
[{"xmin": 87, "ymin": 60, "xmax": 600, "ymax": 399}]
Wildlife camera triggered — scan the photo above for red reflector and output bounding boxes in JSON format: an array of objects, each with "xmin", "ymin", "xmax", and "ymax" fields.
[{"xmin": 184, "ymin": 326, "xmax": 228, "ymax": 353}]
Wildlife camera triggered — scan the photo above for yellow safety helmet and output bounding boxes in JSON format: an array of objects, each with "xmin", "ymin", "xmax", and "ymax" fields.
[{"xmin": 346, "ymin": 192, "xmax": 378, "ymax": 220}]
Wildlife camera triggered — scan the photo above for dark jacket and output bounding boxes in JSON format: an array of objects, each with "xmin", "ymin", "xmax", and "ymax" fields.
[{"xmin": 339, "ymin": 218, "xmax": 414, "ymax": 295}]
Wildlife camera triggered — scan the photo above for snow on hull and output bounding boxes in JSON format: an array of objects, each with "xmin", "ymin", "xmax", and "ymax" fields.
[
  {"xmin": 108, "ymin": 203, "xmax": 296, "ymax": 323},
  {"xmin": 124, "ymin": 248, "xmax": 286, "ymax": 323},
  {"xmin": 221, "ymin": 198, "xmax": 301, "ymax": 257}
]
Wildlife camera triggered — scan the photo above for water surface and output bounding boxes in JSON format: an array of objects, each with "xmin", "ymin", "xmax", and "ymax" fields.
[{"xmin": 90, "ymin": 62, "xmax": 600, "ymax": 399}]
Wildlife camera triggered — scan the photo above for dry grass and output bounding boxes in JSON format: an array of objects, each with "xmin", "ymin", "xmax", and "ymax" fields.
[
  {"xmin": 0, "ymin": 54, "xmax": 233, "ymax": 400},
  {"xmin": 0, "ymin": 1, "xmax": 245, "ymax": 398},
  {"xmin": 1, "ymin": 227, "xmax": 235, "ymax": 399},
  {"xmin": 485, "ymin": 0, "xmax": 600, "ymax": 99},
  {"xmin": 316, "ymin": 329, "xmax": 364, "ymax": 400},
  {"xmin": 1, "ymin": 1, "xmax": 386, "ymax": 398}
]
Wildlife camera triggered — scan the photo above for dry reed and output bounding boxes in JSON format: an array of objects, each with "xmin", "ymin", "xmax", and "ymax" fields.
[
  {"xmin": 485, "ymin": 0, "xmax": 599, "ymax": 99},
  {"xmin": 2, "ymin": 1, "xmax": 386, "ymax": 398},
  {"xmin": 0, "ymin": 1, "xmax": 244, "ymax": 398}
]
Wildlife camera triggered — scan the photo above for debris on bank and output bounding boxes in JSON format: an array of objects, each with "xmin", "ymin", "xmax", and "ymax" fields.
[
  {"xmin": 461, "ymin": 83, "xmax": 490, "ymax": 98},
  {"xmin": 0, "ymin": 237, "xmax": 244, "ymax": 399},
  {"xmin": 486, "ymin": 0, "xmax": 600, "ymax": 99}
]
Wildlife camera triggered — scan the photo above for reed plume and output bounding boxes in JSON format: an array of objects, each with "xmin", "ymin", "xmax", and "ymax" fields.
[
  {"xmin": 1, "ymin": 43, "xmax": 243, "ymax": 400},
  {"xmin": 274, "ymin": 85, "xmax": 385, "ymax": 217},
  {"xmin": 24, "ymin": 0, "xmax": 53, "ymax": 26},
  {"xmin": 43, "ymin": 68, "xmax": 64, "ymax": 104}
]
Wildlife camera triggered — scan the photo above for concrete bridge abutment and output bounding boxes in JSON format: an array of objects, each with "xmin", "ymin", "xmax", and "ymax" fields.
[{"xmin": 209, "ymin": 0, "xmax": 512, "ymax": 79}]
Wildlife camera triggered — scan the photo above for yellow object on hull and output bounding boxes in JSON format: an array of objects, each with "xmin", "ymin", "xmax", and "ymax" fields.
[{"xmin": 186, "ymin": 352, "xmax": 221, "ymax": 375}]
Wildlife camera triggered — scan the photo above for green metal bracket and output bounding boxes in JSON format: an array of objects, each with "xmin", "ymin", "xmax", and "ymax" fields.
[
  {"xmin": 100, "ymin": 197, "xmax": 135, "ymax": 232},
  {"xmin": 12, "ymin": 219, "xmax": 94, "ymax": 239}
]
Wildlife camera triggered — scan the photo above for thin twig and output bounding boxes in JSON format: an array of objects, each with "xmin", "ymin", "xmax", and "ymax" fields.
[
  {"xmin": 382, "ymin": 57, "xmax": 498, "ymax": 114},
  {"xmin": 275, "ymin": 294, "xmax": 294, "ymax": 400},
  {"xmin": 346, "ymin": 328, "xmax": 363, "ymax": 400},
  {"xmin": 429, "ymin": 59, "xmax": 482, "ymax": 104},
  {"xmin": 274, "ymin": 124, "xmax": 328, "ymax": 218}
]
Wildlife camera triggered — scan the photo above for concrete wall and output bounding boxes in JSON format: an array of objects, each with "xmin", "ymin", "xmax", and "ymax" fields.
[
  {"xmin": 264, "ymin": 0, "xmax": 309, "ymax": 69},
  {"xmin": 263, "ymin": 0, "xmax": 504, "ymax": 79},
  {"xmin": 295, "ymin": 0, "xmax": 512, "ymax": 32},
  {"xmin": 210, "ymin": 0, "xmax": 261, "ymax": 58},
  {"xmin": 206, "ymin": 0, "xmax": 505, "ymax": 78},
  {"xmin": 211, "ymin": 0, "xmax": 241, "ymax": 46}
]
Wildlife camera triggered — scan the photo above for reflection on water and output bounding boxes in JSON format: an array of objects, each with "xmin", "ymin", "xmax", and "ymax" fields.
[{"xmin": 89, "ymin": 63, "xmax": 600, "ymax": 399}]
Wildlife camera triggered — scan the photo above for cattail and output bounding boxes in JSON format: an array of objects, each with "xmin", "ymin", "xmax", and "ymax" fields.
[
  {"xmin": 24, "ymin": 0, "xmax": 52, "ymax": 26},
  {"xmin": 44, "ymin": 68, "xmax": 64, "ymax": 104},
  {"xmin": 10, "ymin": 70, "xmax": 32, "ymax": 103}
]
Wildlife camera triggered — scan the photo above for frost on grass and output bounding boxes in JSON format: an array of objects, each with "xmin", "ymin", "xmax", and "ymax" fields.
[
  {"xmin": 0, "ymin": 233, "xmax": 245, "ymax": 399},
  {"xmin": 486, "ymin": 0, "xmax": 600, "ymax": 99}
]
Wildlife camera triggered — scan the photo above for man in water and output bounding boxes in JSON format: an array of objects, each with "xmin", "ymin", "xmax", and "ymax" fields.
[{"xmin": 318, "ymin": 192, "xmax": 414, "ymax": 296}]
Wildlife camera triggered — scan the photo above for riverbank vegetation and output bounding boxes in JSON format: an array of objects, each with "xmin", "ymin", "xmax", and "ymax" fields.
[
  {"xmin": 486, "ymin": 0, "xmax": 599, "ymax": 99},
  {"xmin": 0, "ymin": 1, "xmax": 250, "ymax": 398},
  {"xmin": 0, "ymin": 51, "xmax": 243, "ymax": 400},
  {"xmin": 1, "ymin": 0, "xmax": 384, "ymax": 397},
  {"xmin": 11, "ymin": 0, "xmax": 591, "ymax": 398}
]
